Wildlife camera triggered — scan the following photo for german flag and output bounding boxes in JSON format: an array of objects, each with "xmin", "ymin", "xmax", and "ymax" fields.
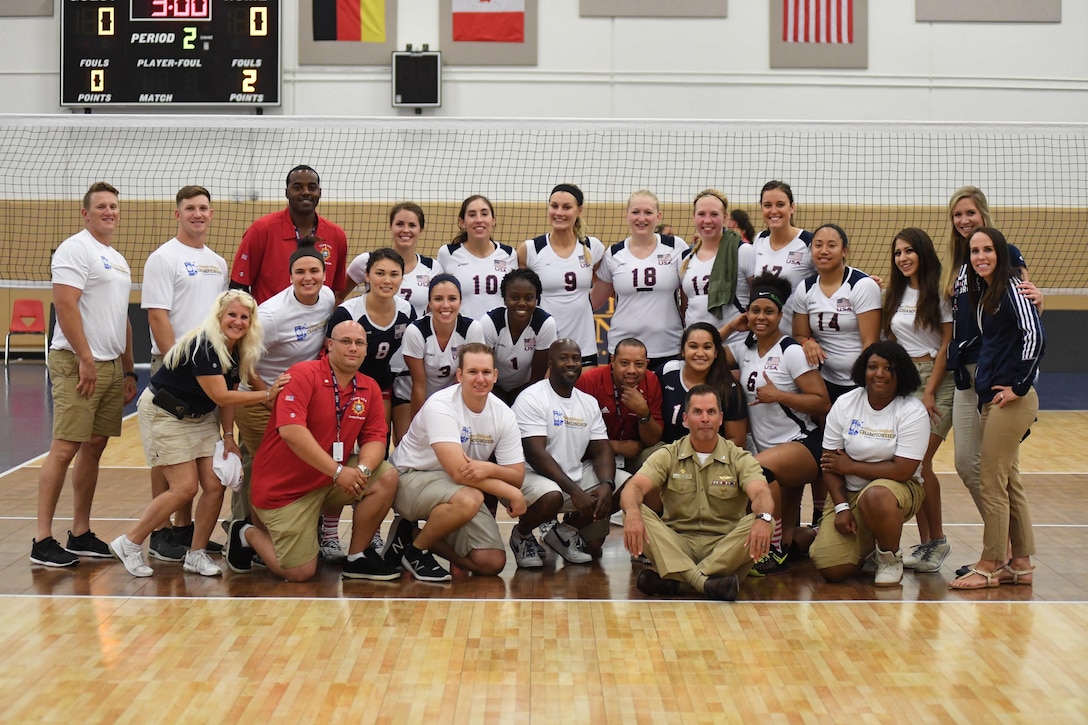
[{"xmin": 313, "ymin": 0, "xmax": 386, "ymax": 42}]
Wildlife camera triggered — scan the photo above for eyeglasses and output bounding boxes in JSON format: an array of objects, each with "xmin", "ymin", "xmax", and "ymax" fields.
[{"xmin": 332, "ymin": 338, "xmax": 367, "ymax": 348}]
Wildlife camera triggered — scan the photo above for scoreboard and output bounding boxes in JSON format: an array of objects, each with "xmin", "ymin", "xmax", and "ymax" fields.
[{"xmin": 61, "ymin": 0, "xmax": 280, "ymax": 107}]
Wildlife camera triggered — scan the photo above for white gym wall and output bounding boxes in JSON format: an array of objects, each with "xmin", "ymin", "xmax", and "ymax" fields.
[{"xmin": 0, "ymin": 0, "xmax": 1084, "ymax": 121}]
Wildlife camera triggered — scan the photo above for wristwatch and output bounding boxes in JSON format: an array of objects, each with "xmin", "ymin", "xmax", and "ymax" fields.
[
  {"xmin": 637, "ymin": 414, "xmax": 651, "ymax": 424},
  {"xmin": 358, "ymin": 464, "xmax": 373, "ymax": 478},
  {"xmin": 754, "ymin": 512, "xmax": 774, "ymax": 524}
]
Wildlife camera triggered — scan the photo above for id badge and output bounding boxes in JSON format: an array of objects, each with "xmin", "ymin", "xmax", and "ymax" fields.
[{"xmin": 332, "ymin": 441, "xmax": 344, "ymax": 462}]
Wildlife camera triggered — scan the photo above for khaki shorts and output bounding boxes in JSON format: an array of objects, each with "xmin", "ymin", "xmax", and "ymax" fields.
[
  {"xmin": 809, "ymin": 478, "xmax": 924, "ymax": 570},
  {"xmin": 48, "ymin": 349, "xmax": 125, "ymax": 441},
  {"xmin": 913, "ymin": 361, "xmax": 954, "ymax": 439},
  {"xmin": 521, "ymin": 462, "xmax": 631, "ymax": 513},
  {"xmin": 136, "ymin": 388, "xmax": 221, "ymax": 467},
  {"xmin": 395, "ymin": 469, "xmax": 504, "ymax": 557},
  {"xmin": 255, "ymin": 458, "xmax": 394, "ymax": 570},
  {"xmin": 234, "ymin": 402, "xmax": 272, "ymax": 454}
]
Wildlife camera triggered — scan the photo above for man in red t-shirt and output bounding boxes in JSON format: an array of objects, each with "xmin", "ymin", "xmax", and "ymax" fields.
[
  {"xmin": 226, "ymin": 320, "xmax": 398, "ymax": 582},
  {"xmin": 575, "ymin": 337, "xmax": 664, "ymax": 474},
  {"xmin": 229, "ymin": 165, "xmax": 349, "ymax": 304}
]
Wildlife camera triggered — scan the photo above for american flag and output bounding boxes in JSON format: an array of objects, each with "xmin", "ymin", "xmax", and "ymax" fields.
[{"xmin": 783, "ymin": 0, "xmax": 853, "ymax": 44}]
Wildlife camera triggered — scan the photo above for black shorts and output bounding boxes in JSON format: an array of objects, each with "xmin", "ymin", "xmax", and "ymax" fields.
[{"xmin": 797, "ymin": 427, "xmax": 825, "ymax": 469}]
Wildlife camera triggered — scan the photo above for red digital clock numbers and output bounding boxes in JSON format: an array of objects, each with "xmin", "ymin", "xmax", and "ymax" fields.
[{"xmin": 131, "ymin": 0, "xmax": 211, "ymax": 21}]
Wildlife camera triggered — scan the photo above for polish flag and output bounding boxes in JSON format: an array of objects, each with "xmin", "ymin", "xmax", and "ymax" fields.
[
  {"xmin": 783, "ymin": 0, "xmax": 853, "ymax": 44},
  {"xmin": 452, "ymin": 0, "xmax": 525, "ymax": 43}
]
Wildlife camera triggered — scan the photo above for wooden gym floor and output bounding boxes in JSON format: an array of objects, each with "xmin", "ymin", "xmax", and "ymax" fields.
[{"xmin": 1, "ymin": 367, "xmax": 1087, "ymax": 722}]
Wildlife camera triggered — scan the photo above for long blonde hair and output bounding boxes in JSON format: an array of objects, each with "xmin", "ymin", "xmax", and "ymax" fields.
[
  {"xmin": 681, "ymin": 188, "xmax": 729, "ymax": 275},
  {"xmin": 163, "ymin": 289, "xmax": 263, "ymax": 384},
  {"xmin": 943, "ymin": 186, "xmax": 994, "ymax": 297}
]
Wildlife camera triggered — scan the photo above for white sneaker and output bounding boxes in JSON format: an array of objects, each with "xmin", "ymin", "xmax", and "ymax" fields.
[
  {"xmin": 319, "ymin": 538, "xmax": 347, "ymax": 563},
  {"xmin": 110, "ymin": 535, "xmax": 153, "ymax": 577},
  {"xmin": 902, "ymin": 542, "xmax": 927, "ymax": 569},
  {"xmin": 183, "ymin": 548, "xmax": 222, "ymax": 577},
  {"xmin": 542, "ymin": 522, "xmax": 592, "ymax": 564},
  {"xmin": 873, "ymin": 546, "xmax": 904, "ymax": 587},
  {"xmin": 509, "ymin": 529, "xmax": 544, "ymax": 569}
]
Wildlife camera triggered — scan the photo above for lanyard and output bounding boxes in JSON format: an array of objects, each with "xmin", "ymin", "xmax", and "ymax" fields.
[
  {"xmin": 330, "ymin": 359, "xmax": 357, "ymax": 443},
  {"xmin": 612, "ymin": 381, "xmax": 637, "ymax": 439},
  {"xmin": 294, "ymin": 216, "xmax": 319, "ymax": 241}
]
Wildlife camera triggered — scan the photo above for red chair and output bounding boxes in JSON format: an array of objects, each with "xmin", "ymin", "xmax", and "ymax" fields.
[{"xmin": 5, "ymin": 298, "xmax": 49, "ymax": 366}]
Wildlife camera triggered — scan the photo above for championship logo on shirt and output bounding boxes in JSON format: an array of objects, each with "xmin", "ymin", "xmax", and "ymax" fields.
[
  {"xmin": 293, "ymin": 325, "xmax": 308, "ymax": 341},
  {"xmin": 184, "ymin": 261, "xmax": 199, "ymax": 276},
  {"xmin": 460, "ymin": 426, "xmax": 471, "ymax": 444},
  {"xmin": 101, "ymin": 256, "xmax": 112, "ymax": 270},
  {"xmin": 656, "ymin": 253, "xmax": 672, "ymax": 266},
  {"xmin": 494, "ymin": 260, "xmax": 508, "ymax": 273},
  {"xmin": 552, "ymin": 409, "xmax": 564, "ymax": 427},
  {"xmin": 786, "ymin": 251, "xmax": 804, "ymax": 266},
  {"xmin": 764, "ymin": 356, "xmax": 781, "ymax": 372},
  {"xmin": 848, "ymin": 418, "xmax": 862, "ymax": 436},
  {"xmin": 836, "ymin": 297, "xmax": 853, "ymax": 313},
  {"xmin": 316, "ymin": 242, "xmax": 333, "ymax": 263}
]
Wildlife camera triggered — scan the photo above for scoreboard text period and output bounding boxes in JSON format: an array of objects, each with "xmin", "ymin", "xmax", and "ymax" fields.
[{"xmin": 61, "ymin": 0, "xmax": 280, "ymax": 107}]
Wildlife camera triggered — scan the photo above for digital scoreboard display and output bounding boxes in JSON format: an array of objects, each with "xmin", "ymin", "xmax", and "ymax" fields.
[{"xmin": 61, "ymin": 0, "xmax": 280, "ymax": 107}]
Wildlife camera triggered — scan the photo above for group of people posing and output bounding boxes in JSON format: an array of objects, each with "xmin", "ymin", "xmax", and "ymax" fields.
[{"xmin": 31, "ymin": 169, "xmax": 1045, "ymax": 600}]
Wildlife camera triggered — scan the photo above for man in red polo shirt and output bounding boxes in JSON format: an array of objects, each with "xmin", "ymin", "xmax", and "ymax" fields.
[
  {"xmin": 230, "ymin": 165, "xmax": 349, "ymax": 304},
  {"xmin": 575, "ymin": 337, "xmax": 664, "ymax": 474},
  {"xmin": 225, "ymin": 320, "xmax": 399, "ymax": 583}
]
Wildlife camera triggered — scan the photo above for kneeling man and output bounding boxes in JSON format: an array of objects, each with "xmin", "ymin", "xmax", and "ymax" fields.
[
  {"xmin": 621, "ymin": 384, "xmax": 773, "ymax": 601},
  {"xmin": 227, "ymin": 320, "xmax": 399, "ymax": 582},
  {"xmin": 386, "ymin": 343, "xmax": 526, "ymax": 582}
]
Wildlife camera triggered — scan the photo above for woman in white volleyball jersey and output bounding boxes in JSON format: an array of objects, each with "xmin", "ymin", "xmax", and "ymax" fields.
[
  {"xmin": 345, "ymin": 202, "xmax": 442, "ymax": 319},
  {"xmin": 723, "ymin": 273, "xmax": 831, "ymax": 574},
  {"xmin": 744, "ymin": 180, "xmax": 814, "ymax": 335},
  {"xmin": 479, "ymin": 269, "xmax": 558, "ymax": 404},
  {"xmin": 678, "ymin": 189, "xmax": 754, "ymax": 347},
  {"xmin": 518, "ymin": 183, "xmax": 605, "ymax": 367},
  {"xmin": 399, "ymin": 273, "xmax": 485, "ymax": 420},
  {"xmin": 791, "ymin": 223, "xmax": 882, "ymax": 402},
  {"xmin": 437, "ymin": 195, "xmax": 517, "ymax": 321},
  {"xmin": 592, "ymin": 189, "xmax": 688, "ymax": 370}
]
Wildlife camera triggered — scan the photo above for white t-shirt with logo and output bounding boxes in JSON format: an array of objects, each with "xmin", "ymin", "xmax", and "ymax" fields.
[
  {"xmin": 824, "ymin": 387, "xmax": 929, "ymax": 492},
  {"xmin": 390, "ymin": 383, "xmax": 524, "ymax": 473},
  {"xmin": 142, "ymin": 237, "xmax": 229, "ymax": 355},
  {"xmin": 254, "ymin": 285, "xmax": 335, "ymax": 386},
  {"xmin": 50, "ymin": 228, "xmax": 132, "ymax": 360},
  {"xmin": 888, "ymin": 286, "xmax": 953, "ymax": 358},
  {"xmin": 513, "ymin": 380, "xmax": 608, "ymax": 482}
]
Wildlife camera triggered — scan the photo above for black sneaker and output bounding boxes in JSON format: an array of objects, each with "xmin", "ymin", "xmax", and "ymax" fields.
[
  {"xmin": 343, "ymin": 547, "xmax": 402, "ymax": 581},
  {"xmin": 750, "ymin": 546, "xmax": 790, "ymax": 577},
  {"xmin": 636, "ymin": 569, "xmax": 681, "ymax": 596},
  {"xmin": 65, "ymin": 530, "xmax": 113, "ymax": 558},
  {"xmin": 380, "ymin": 515, "xmax": 415, "ymax": 567},
  {"xmin": 171, "ymin": 523, "xmax": 224, "ymax": 554},
  {"xmin": 225, "ymin": 520, "xmax": 254, "ymax": 573},
  {"xmin": 149, "ymin": 528, "xmax": 186, "ymax": 562},
  {"xmin": 703, "ymin": 574, "xmax": 740, "ymax": 602},
  {"xmin": 30, "ymin": 537, "xmax": 80, "ymax": 567},
  {"xmin": 401, "ymin": 544, "xmax": 451, "ymax": 582}
]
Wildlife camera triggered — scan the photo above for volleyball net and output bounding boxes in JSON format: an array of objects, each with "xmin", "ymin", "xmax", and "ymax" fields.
[{"xmin": 1, "ymin": 115, "xmax": 1085, "ymax": 293}]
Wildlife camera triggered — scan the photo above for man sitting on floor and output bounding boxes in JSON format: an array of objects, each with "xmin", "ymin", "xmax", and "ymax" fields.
[{"xmin": 621, "ymin": 384, "xmax": 773, "ymax": 601}]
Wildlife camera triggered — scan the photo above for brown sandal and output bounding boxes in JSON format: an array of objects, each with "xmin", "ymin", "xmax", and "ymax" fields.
[
  {"xmin": 999, "ymin": 564, "xmax": 1035, "ymax": 586},
  {"xmin": 949, "ymin": 567, "xmax": 1001, "ymax": 590}
]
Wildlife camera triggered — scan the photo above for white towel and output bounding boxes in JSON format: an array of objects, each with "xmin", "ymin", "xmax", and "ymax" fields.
[{"xmin": 213, "ymin": 441, "xmax": 243, "ymax": 491}]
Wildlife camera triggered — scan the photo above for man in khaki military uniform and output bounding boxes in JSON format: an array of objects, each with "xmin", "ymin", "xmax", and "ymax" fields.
[{"xmin": 621, "ymin": 384, "xmax": 773, "ymax": 601}]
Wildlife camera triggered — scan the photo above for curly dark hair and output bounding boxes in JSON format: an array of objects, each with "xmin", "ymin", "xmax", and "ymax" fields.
[{"xmin": 850, "ymin": 340, "xmax": 921, "ymax": 396}]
